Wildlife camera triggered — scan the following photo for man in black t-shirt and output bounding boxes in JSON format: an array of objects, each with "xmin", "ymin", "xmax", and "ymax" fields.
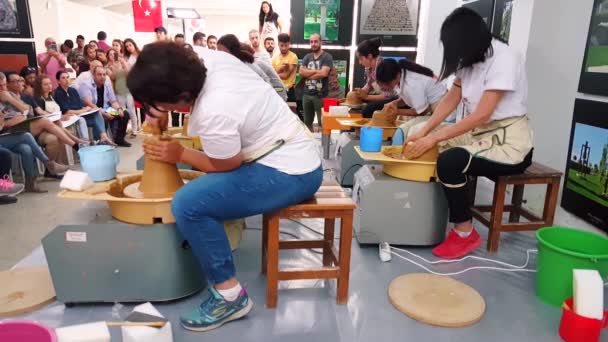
[{"xmin": 298, "ymin": 33, "xmax": 333, "ymax": 131}]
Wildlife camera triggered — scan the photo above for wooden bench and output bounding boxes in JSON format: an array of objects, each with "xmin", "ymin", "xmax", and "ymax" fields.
[
  {"xmin": 469, "ymin": 162, "xmax": 563, "ymax": 252},
  {"xmin": 261, "ymin": 182, "xmax": 356, "ymax": 308}
]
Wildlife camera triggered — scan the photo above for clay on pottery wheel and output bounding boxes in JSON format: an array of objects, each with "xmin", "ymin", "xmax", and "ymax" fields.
[
  {"xmin": 138, "ymin": 123, "xmax": 185, "ymax": 199},
  {"xmin": 344, "ymin": 91, "xmax": 363, "ymax": 106},
  {"xmin": 369, "ymin": 108, "xmax": 396, "ymax": 127}
]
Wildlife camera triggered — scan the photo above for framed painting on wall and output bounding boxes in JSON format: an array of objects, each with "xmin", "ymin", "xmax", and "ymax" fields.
[
  {"xmin": 578, "ymin": 0, "xmax": 608, "ymax": 96},
  {"xmin": 356, "ymin": 0, "xmax": 419, "ymax": 47},
  {"xmin": 492, "ymin": 0, "xmax": 513, "ymax": 42},
  {"xmin": 0, "ymin": 0, "xmax": 33, "ymax": 38},
  {"xmin": 462, "ymin": 0, "xmax": 495, "ymax": 28},
  {"xmin": 290, "ymin": 0, "xmax": 354, "ymax": 46}
]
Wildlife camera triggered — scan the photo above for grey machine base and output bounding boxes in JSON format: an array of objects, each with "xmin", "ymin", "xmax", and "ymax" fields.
[
  {"xmin": 353, "ymin": 165, "xmax": 448, "ymax": 246},
  {"xmin": 338, "ymin": 135, "xmax": 389, "ymax": 187},
  {"xmin": 42, "ymin": 224, "xmax": 207, "ymax": 304}
]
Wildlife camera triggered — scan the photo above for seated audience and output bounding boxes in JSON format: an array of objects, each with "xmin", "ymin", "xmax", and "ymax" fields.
[
  {"xmin": 35, "ymin": 74, "xmax": 90, "ymax": 143},
  {"xmin": 19, "ymin": 66, "xmax": 37, "ymax": 97},
  {"xmin": 1, "ymin": 72, "xmax": 85, "ymax": 149},
  {"xmin": 0, "ymin": 147, "xmax": 24, "ymax": 204},
  {"xmin": 89, "ymin": 40, "xmax": 99, "ymax": 50},
  {"xmin": 107, "ymin": 49, "xmax": 138, "ymax": 135},
  {"xmin": 0, "ymin": 120, "xmax": 68, "ymax": 192},
  {"xmin": 78, "ymin": 44, "xmax": 98, "ymax": 74},
  {"xmin": 96, "ymin": 49, "xmax": 108, "ymax": 65},
  {"xmin": 112, "ymin": 39, "xmax": 124, "ymax": 57},
  {"xmin": 78, "ymin": 66, "xmax": 130, "ymax": 147},
  {"xmin": 37, "ymin": 37, "xmax": 67, "ymax": 88},
  {"xmin": 55, "ymin": 70, "xmax": 114, "ymax": 145},
  {"xmin": 123, "ymin": 38, "xmax": 140, "ymax": 67}
]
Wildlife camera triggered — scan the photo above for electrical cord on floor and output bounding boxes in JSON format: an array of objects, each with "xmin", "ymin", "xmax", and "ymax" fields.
[
  {"xmin": 340, "ymin": 164, "xmax": 363, "ymax": 186},
  {"xmin": 287, "ymin": 218, "xmax": 325, "ymax": 236},
  {"xmin": 389, "ymin": 245, "xmax": 538, "ymax": 276}
]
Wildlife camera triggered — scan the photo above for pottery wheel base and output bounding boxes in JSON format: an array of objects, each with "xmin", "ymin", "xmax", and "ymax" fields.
[
  {"xmin": 123, "ymin": 182, "xmax": 145, "ymax": 199},
  {"xmin": 388, "ymin": 273, "xmax": 485, "ymax": 327}
]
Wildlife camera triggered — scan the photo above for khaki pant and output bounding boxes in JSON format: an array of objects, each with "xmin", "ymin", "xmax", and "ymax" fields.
[{"xmin": 37, "ymin": 132, "xmax": 67, "ymax": 165}]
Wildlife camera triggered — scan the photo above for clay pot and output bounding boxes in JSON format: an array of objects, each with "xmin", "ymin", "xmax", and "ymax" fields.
[
  {"xmin": 343, "ymin": 91, "xmax": 363, "ymax": 106},
  {"xmin": 139, "ymin": 126, "xmax": 184, "ymax": 199},
  {"xmin": 370, "ymin": 108, "xmax": 396, "ymax": 127}
]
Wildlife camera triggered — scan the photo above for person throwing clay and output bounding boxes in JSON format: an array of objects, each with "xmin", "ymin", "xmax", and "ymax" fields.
[
  {"xmin": 403, "ymin": 8, "xmax": 533, "ymax": 259},
  {"xmin": 127, "ymin": 42, "xmax": 321, "ymax": 332}
]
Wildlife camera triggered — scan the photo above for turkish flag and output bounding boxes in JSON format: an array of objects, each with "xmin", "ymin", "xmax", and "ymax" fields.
[{"xmin": 132, "ymin": 0, "xmax": 163, "ymax": 32}]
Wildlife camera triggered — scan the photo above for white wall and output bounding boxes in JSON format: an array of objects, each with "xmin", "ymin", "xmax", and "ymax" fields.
[
  {"xmin": 524, "ymin": 0, "xmax": 603, "ymax": 231},
  {"xmin": 416, "ymin": 0, "xmax": 459, "ymax": 74}
]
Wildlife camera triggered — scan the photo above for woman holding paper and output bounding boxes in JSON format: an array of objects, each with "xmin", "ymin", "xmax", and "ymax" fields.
[{"xmin": 34, "ymin": 74, "xmax": 90, "ymax": 143}]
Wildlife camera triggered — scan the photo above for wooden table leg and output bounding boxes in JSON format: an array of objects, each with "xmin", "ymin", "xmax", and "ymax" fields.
[
  {"xmin": 542, "ymin": 178, "xmax": 561, "ymax": 226},
  {"xmin": 266, "ymin": 215, "xmax": 280, "ymax": 309},
  {"xmin": 509, "ymin": 184, "xmax": 525, "ymax": 223},
  {"xmin": 261, "ymin": 214, "xmax": 269, "ymax": 275},
  {"xmin": 323, "ymin": 218, "xmax": 335, "ymax": 267},
  {"xmin": 336, "ymin": 212, "xmax": 353, "ymax": 305},
  {"xmin": 487, "ymin": 180, "xmax": 507, "ymax": 253}
]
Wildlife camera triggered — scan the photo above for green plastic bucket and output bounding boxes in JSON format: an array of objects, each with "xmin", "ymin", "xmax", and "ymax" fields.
[{"xmin": 536, "ymin": 226, "xmax": 608, "ymax": 307}]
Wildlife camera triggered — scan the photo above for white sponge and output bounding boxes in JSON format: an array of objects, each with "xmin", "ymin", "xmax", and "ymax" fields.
[
  {"xmin": 573, "ymin": 269, "xmax": 604, "ymax": 320},
  {"xmin": 122, "ymin": 302, "xmax": 173, "ymax": 342},
  {"xmin": 329, "ymin": 106, "xmax": 350, "ymax": 116},
  {"xmin": 60, "ymin": 170, "xmax": 94, "ymax": 192},
  {"xmin": 55, "ymin": 322, "xmax": 110, "ymax": 342}
]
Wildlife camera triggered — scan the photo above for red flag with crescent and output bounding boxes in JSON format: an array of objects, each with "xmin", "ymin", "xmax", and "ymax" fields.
[{"xmin": 132, "ymin": 0, "xmax": 163, "ymax": 32}]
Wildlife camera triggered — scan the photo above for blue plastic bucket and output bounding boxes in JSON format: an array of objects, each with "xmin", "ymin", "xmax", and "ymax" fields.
[
  {"xmin": 360, "ymin": 127, "xmax": 383, "ymax": 152},
  {"xmin": 78, "ymin": 145, "xmax": 120, "ymax": 182}
]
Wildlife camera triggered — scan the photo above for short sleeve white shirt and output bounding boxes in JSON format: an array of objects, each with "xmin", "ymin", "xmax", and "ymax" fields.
[
  {"xmin": 398, "ymin": 71, "xmax": 447, "ymax": 114},
  {"xmin": 455, "ymin": 39, "xmax": 528, "ymax": 121},
  {"xmin": 188, "ymin": 49, "xmax": 321, "ymax": 175}
]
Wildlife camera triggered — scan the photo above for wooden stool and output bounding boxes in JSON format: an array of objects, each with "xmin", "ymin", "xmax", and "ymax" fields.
[
  {"xmin": 469, "ymin": 162, "xmax": 563, "ymax": 252},
  {"xmin": 261, "ymin": 182, "xmax": 356, "ymax": 308}
]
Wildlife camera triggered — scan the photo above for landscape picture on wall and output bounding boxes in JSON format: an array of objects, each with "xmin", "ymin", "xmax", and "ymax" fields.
[
  {"xmin": 359, "ymin": 0, "xmax": 418, "ymax": 36},
  {"xmin": 492, "ymin": 0, "xmax": 513, "ymax": 42},
  {"xmin": 303, "ymin": 0, "xmax": 341, "ymax": 41},
  {"xmin": 584, "ymin": 0, "xmax": 608, "ymax": 74},
  {"xmin": 567, "ymin": 123, "xmax": 608, "ymax": 207}
]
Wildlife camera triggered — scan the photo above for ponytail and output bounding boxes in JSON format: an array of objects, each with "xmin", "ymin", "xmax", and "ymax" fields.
[
  {"xmin": 218, "ymin": 34, "xmax": 254, "ymax": 64},
  {"xmin": 376, "ymin": 58, "xmax": 435, "ymax": 84},
  {"xmin": 357, "ymin": 37, "xmax": 382, "ymax": 58}
]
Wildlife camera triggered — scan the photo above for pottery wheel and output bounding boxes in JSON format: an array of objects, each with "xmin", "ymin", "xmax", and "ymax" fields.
[
  {"xmin": 388, "ymin": 273, "xmax": 485, "ymax": 327},
  {"xmin": 123, "ymin": 181, "xmax": 145, "ymax": 199},
  {"xmin": 0, "ymin": 266, "xmax": 56, "ymax": 317}
]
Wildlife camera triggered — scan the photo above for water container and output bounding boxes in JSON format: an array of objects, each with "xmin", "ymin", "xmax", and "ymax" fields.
[
  {"xmin": 78, "ymin": 145, "xmax": 120, "ymax": 182},
  {"xmin": 360, "ymin": 127, "xmax": 383, "ymax": 152}
]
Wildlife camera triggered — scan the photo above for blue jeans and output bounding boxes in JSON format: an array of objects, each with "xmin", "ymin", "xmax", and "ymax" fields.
[
  {"xmin": 172, "ymin": 163, "xmax": 323, "ymax": 284},
  {"xmin": 84, "ymin": 112, "xmax": 106, "ymax": 140},
  {"xmin": 0, "ymin": 133, "xmax": 49, "ymax": 177}
]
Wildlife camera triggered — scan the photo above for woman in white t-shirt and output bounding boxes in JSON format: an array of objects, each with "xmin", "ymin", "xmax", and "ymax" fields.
[
  {"xmin": 404, "ymin": 7, "xmax": 533, "ymax": 259},
  {"xmin": 127, "ymin": 42, "xmax": 322, "ymax": 333}
]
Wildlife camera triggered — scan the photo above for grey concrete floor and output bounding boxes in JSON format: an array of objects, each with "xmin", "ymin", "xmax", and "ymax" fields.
[{"xmin": 0, "ymin": 135, "xmax": 144, "ymax": 270}]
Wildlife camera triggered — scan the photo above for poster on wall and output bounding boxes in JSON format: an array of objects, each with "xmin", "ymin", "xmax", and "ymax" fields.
[
  {"xmin": 578, "ymin": 0, "xmax": 608, "ymax": 96},
  {"xmin": 356, "ymin": 0, "xmax": 419, "ymax": 47},
  {"xmin": 0, "ymin": 0, "xmax": 32, "ymax": 38},
  {"xmin": 561, "ymin": 99, "xmax": 608, "ymax": 231},
  {"xmin": 292, "ymin": 48, "xmax": 350, "ymax": 98},
  {"xmin": 303, "ymin": 0, "xmax": 340, "ymax": 41},
  {"xmin": 462, "ymin": 0, "xmax": 495, "ymax": 28},
  {"xmin": 353, "ymin": 51, "xmax": 417, "ymax": 89},
  {"xmin": 290, "ymin": 0, "xmax": 353, "ymax": 45},
  {"xmin": 492, "ymin": 0, "xmax": 513, "ymax": 42}
]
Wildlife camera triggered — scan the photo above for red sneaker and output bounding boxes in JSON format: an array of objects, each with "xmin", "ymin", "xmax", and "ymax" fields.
[{"xmin": 432, "ymin": 229, "xmax": 482, "ymax": 259}]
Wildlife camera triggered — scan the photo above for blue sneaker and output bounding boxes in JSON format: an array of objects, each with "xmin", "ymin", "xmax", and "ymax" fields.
[{"xmin": 180, "ymin": 287, "xmax": 253, "ymax": 332}]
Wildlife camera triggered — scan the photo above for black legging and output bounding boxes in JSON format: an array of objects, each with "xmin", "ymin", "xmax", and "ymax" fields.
[
  {"xmin": 437, "ymin": 147, "xmax": 533, "ymax": 223},
  {"xmin": 362, "ymin": 98, "xmax": 394, "ymax": 118},
  {"xmin": 0, "ymin": 147, "xmax": 12, "ymax": 177}
]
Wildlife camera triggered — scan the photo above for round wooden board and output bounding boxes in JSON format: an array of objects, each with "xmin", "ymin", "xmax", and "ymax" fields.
[
  {"xmin": 0, "ymin": 266, "xmax": 56, "ymax": 317},
  {"xmin": 388, "ymin": 273, "xmax": 485, "ymax": 327}
]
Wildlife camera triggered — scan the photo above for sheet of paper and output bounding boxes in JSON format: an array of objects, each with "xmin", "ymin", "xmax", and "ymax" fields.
[
  {"xmin": 61, "ymin": 115, "xmax": 80, "ymax": 128},
  {"xmin": 79, "ymin": 109, "xmax": 99, "ymax": 117}
]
